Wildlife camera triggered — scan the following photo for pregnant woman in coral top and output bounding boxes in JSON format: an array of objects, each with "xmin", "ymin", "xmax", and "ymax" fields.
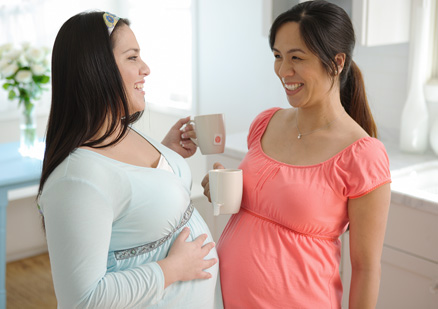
[{"xmin": 202, "ymin": 1, "xmax": 391, "ymax": 308}]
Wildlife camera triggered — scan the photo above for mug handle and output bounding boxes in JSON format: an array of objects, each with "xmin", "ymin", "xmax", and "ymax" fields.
[
  {"xmin": 187, "ymin": 120, "xmax": 198, "ymax": 146},
  {"xmin": 213, "ymin": 202, "xmax": 223, "ymax": 216}
]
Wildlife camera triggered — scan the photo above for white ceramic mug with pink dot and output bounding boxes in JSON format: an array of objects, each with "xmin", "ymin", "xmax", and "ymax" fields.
[{"xmin": 189, "ymin": 114, "xmax": 225, "ymax": 155}]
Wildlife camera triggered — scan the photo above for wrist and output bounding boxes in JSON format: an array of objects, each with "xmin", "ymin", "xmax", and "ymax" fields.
[{"xmin": 157, "ymin": 257, "xmax": 179, "ymax": 288}]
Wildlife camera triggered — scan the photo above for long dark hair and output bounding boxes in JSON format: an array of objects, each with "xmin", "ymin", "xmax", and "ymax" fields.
[
  {"xmin": 38, "ymin": 11, "xmax": 142, "ymax": 200},
  {"xmin": 269, "ymin": 0, "xmax": 377, "ymax": 137}
]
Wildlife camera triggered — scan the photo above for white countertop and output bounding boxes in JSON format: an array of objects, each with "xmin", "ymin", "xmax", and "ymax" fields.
[
  {"xmin": 223, "ymin": 131, "xmax": 438, "ymax": 213},
  {"xmin": 224, "ymin": 131, "xmax": 438, "ymax": 169}
]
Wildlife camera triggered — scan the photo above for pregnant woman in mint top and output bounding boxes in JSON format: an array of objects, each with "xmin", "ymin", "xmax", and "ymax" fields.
[
  {"xmin": 37, "ymin": 11, "xmax": 222, "ymax": 308},
  {"xmin": 202, "ymin": 1, "xmax": 391, "ymax": 308}
]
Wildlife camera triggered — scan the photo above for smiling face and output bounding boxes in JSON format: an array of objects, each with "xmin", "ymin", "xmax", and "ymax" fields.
[
  {"xmin": 112, "ymin": 24, "xmax": 150, "ymax": 114},
  {"xmin": 272, "ymin": 22, "xmax": 338, "ymax": 109}
]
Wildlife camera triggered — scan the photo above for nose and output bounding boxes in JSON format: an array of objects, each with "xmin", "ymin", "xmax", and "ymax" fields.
[
  {"xmin": 277, "ymin": 60, "xmax": 295, "ymax": 79},
  {"xmin": 140, "ymin": 60, "xmax": 150, "ymax": 76}
]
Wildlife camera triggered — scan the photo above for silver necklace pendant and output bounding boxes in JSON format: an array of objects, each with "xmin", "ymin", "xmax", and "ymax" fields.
[{"xmin": 297, "ymin": 134, "xmax": 302, "ymax": 139}]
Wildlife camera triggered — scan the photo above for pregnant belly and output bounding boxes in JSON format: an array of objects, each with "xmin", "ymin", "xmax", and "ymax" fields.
[{"xmin": 217, "ymin": 211, "xmax": 342, "ymax": 308}]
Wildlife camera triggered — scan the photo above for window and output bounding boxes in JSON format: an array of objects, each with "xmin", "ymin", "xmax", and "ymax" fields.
[
  {"xmin": 0, "ymin": 0, "xmax": 196, "ymax": 118},
  {"xmin": 123, "ymin": 0, "xmax": 196, "ymax": 114},
  {"xmin": 0, "ymin": 0, "xmax": 51, "ymax": 116}
]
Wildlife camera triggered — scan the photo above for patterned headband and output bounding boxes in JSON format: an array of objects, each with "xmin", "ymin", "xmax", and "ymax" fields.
[{"xmin": 103, "ymin": 12, "xmax": 120, "ymax": 35}]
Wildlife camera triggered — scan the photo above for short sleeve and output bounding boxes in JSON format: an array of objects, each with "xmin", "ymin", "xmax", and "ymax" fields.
[
  {"xmin": 339, "ymin": 137, "xmax": 391, "ymax": 199},
  {"xmin": 247, "ymin": 107, "xmax": 282, "ymax": 149}
]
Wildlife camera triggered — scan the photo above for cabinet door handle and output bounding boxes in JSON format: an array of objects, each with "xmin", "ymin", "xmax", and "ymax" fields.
[{"xmin": 430, "ymin": 280, "xmax": 438, "ymax": 294}]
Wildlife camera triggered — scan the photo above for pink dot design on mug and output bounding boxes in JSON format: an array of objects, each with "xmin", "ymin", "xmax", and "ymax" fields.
[{"xmin": 215, "ymin": 136, "xmax": 221, "ymax": 143}]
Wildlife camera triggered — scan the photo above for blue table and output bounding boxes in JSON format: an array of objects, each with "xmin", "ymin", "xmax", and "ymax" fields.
[{"xmin": 0, "ymin": 142, "xmax": 43, "ymax": 309}]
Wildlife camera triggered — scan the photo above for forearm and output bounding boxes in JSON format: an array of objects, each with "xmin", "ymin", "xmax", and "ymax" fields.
[
  {"xmin": 349, "ymin": 266, "xmax": 382, "ymax": 309},
  {"xmin": 78, "ymin": 263, "xmax": 165, "ymax": 308}
]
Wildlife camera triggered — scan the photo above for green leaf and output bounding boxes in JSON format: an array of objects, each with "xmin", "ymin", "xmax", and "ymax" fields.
[
  {"xmin": 40, "ymin": 75, "xmax": 50, "ymax": 84},
  {"xmin": 8, "ymin": 90, "xmax": 16, "ymax": 100},
  {"xmin": 2, "ymin": 83, "xmax": 11, "ymax": 90}
]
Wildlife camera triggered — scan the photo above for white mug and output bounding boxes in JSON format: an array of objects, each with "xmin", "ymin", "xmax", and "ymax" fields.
[
  {"xmin": 189, "ymin": 114, "xmax": 225, "ymax": 155},
  {"xmin": 208, "ymin": 169, "xmax": 243, "ymax": 216}
]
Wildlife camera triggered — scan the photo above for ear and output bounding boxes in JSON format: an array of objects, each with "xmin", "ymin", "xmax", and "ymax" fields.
[{"xmin": 334, "ymin": 53, "xmax": 346, "ymax": 75}]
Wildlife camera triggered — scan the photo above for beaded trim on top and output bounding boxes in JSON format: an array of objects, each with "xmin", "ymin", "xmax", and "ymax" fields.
[
  {"xmin": 103, "ymin": 12, "xmax": 120, "ymax": 35},
  {"xmin": 114, "ymin": 203, "xmax": 195, "ymax": 260}
]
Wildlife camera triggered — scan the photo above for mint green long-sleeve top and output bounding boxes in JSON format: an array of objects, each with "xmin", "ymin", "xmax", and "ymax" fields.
[{"xmin": 39, "ymin": 134, "xmax": 222, "ymax": 308}]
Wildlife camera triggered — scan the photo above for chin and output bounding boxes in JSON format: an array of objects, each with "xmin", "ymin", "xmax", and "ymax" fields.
[
  {"xmin": 128, "ymin": 100, "xmax": 146, "ymax": 114},
  {"xmin": 287, "ymin": 99, "xmax": 300, "ymax": 108}
]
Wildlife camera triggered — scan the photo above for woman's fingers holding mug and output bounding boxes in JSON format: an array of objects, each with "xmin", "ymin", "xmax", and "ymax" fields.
[
  {"xmin": 213, "ymin": 162, "xmax": 225, "ymax": 170},
  {"xmin": 175, "ymin": 116, "xmax": 191, "ymax": 129},
  {"xmin": 181, "ymin": 123, "xmax": 196, "ymax": 140},
  {"xmin": 201, "ymin": 175, "xmax": 211, "ymax": 202},
  {"xmin": 202, "ymin": 162, "xmax": 225, "ymax": 202}
]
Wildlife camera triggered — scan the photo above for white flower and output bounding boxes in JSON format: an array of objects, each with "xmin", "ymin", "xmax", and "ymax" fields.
[
  {"xmin": 0, "ymin": 59, "xmax": 9, "ymax": 70},
  {"xmin": 0, "ymin": 43, "xmax": 13, "ymax": 56},
  {"xmin": 15, "ymin": 70, "xmax": 33, "ymax": 83},
  {"xmin": 3, "ymin": 48, "xmax": 22, "ymax": 61},
  {"xmin": 18, "ymin": 54, "xmax": 29, "ymax": 67},
  {"xmin": 43, "ymin": 58, "xmax": 50, "ymax": 68},
  {"xmin": 26, "ymin": 47, "xmax": 45, "ymax": 63},
  {"xmin": 0, "ymin": 42, "xmax": 51, "ymax": 107},
  {"xmin": 42, "ymin": 46, "xmax": 51, "ymax": 55},
  {"xmin": 1, "ymin": 62, "xmax": 18, "ymax": 77},
  {"xmin": 21, "ymin": 42, "xmax": 31, "ymax": 50},
  {"xmin": 31, "ymin": 64, "xmax": 46, "ymax": 76}
]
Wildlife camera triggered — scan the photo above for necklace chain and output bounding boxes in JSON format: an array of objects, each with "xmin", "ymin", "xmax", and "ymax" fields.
[{"xmin": 296, "ymin": 110, "xmax": 344, "ymax": 139}]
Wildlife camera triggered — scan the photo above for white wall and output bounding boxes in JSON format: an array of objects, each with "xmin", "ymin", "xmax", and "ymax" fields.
[
  {"xmin": 196, "ymin": 0, "xmax": 289, "ymax": 134},
  {"xmin": 1, "ymin": 0, "xmax": 422, "ymax": 261},
  {"xmin": 196, "ymin": 0, "xmax": 412, "ymax": 138},
  {"xmin": 355, "ymin": 43, "xmax": 410, "ymax": 137}
]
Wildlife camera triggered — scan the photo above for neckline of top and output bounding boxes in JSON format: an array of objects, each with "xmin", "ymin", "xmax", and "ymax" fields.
[
  {"xmin": 256, "ymin": 108, "xmax": 375, "ymax": 168},
  {"xmin": 75, "ymin": 131, "xmax": 170, "ymax": 171},
  {"xmin": 75, "ymin": 148, "xmax": 168, "ymax": 171}
]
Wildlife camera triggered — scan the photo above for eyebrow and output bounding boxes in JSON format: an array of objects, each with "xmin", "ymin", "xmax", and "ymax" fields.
[
  {"xmin": 122, "ymin": 48, "xmax": 140, "ymax": 54},
  {"xmin": 272, "ymin": 47, "xmax": 306, "ymax": 54}
]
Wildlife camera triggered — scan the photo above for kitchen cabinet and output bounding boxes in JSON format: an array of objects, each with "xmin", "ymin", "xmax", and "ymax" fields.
[
  {"xmin": 341, "ymin": 199, "xmax": 438, "ymax": 308},
  {"xmin": 264, "ymin": 0, "xmax": 411, "ymax": 46},
  {"xmin": 352, "ymin": 0, "xmax": 411, "ymax": 46}
]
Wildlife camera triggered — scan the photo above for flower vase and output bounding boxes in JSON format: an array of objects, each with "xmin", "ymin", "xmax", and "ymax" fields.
[
  {"xmin": 19, "ymin": 103, "xmax": 38, "ymax": 156},
  {"xmin": 430, "ymin": 119, "xmax": 438, "ymax": 155},
  {"xmin": 399, "ymin": 0, "xmax": 430, "ymax": 153}
]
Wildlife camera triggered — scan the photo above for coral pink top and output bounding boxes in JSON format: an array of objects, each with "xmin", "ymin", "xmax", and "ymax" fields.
[{"xmin": 217, "ymin": 108, "xmax": 391, "ymax": 308}]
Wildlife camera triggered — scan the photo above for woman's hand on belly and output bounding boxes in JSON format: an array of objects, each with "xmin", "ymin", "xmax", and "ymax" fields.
[{"xmin": 157, "ymin": 227, "xmax": 217, "ymax": 288}]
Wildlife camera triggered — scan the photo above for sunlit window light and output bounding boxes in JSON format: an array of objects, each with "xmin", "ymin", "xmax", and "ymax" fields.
[{"xmin": 126, "ymin": 0, "xmax": 194, "ymax": 113}]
